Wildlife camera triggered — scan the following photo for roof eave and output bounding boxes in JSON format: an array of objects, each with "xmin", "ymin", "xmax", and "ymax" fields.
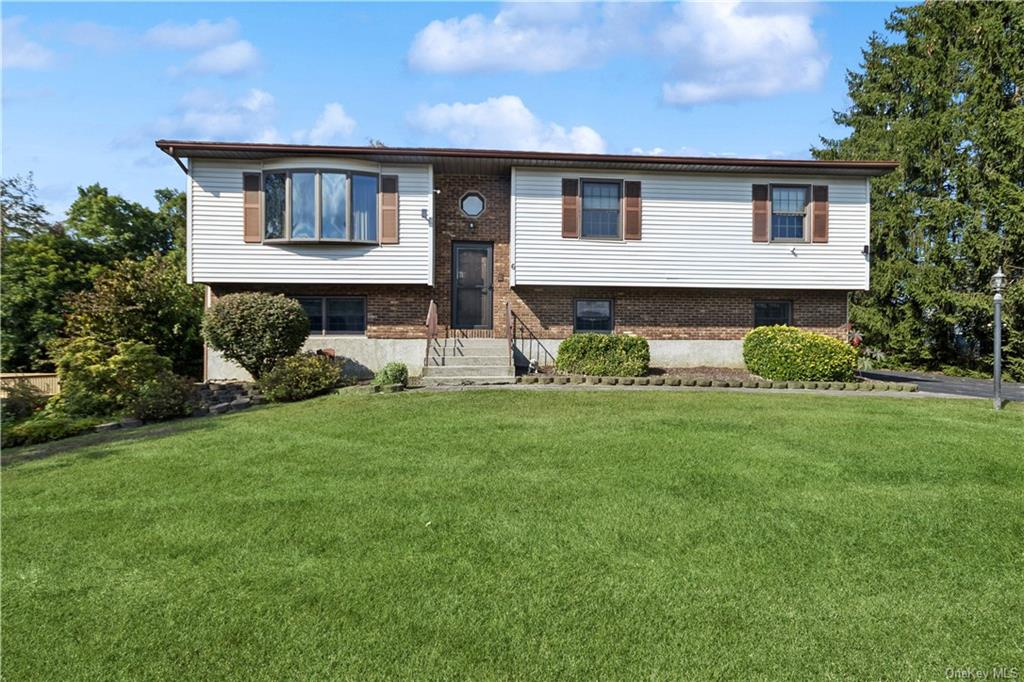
[{"xmin": 155, "ymin": 139, "xmax": 898, "ymax": 177}]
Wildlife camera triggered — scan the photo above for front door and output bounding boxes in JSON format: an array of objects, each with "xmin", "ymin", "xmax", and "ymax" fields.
[{"xmin": 452, "ymin": 242, "xmax": 493, "ymax": 329}]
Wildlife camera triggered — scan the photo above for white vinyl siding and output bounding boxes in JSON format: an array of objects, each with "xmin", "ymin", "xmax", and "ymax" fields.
[
  {"xmin": 188, "ymin": 158, "xmax": 433, "ymax": 284},
  {"xmin": 511, "ymin": 168, "xmax": 870, "ymax": 290}
]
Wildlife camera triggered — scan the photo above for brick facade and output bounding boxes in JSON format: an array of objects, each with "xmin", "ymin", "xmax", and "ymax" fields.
[
  {"xmin": 209, "ymin": 173, "xmax": 849, "ymax": 344},
  {"xmin": 209, "ymin": 284, "xmax": 431, "ymax": 339}
]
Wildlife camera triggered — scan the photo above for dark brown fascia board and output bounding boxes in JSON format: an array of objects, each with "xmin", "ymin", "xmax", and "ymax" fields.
[{"xmin": 155, "ymin": 139, "xmax": 899, "ymax": 175}]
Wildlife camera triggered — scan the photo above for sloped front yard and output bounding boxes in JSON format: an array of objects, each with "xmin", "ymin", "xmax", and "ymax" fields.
[{"xmin": 2, "ymin": 391, "xmax": 1021, "ymax": 679}]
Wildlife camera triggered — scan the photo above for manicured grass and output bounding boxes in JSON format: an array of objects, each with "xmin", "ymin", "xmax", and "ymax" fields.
[{"xmin": 2, "ymin": 390, "xmax": 1022, "ymax": 679}]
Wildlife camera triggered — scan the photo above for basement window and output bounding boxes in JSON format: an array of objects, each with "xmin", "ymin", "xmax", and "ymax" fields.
[
  {"xmin": 264, "ymin": 170, "xmax": 378, "ymax": 243},
  {"xmin": 754, "ymin": 301, "xmax": 792, "ymax": 327},
  {"xmin": 574, "ymin": 299, "xmax": 613, "ymax": 333},
  {"xmin": 295, "ymin": 296, "xmax": 367, "ymax": 334}
]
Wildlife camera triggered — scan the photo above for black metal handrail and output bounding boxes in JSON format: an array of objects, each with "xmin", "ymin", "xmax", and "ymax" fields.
[{"xmin": 509, "ymin": 310, "xmax": 557, "ymax": 372}]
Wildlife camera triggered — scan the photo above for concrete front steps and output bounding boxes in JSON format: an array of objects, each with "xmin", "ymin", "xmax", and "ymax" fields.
[{"xmin": 421, "ymin": 338, "xmax": 515, "ymax": 386}]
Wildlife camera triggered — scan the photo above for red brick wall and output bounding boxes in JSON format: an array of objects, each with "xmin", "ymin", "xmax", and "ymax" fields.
[
  {"xmin": 207, "ymin": 173, "xmax": 849, "ymax": 343},
  {"xmin": 433, "ymin": 175, "xmax": 511, "ymax": 337},
  {"xmin": 209, "ymin": 284, "xmax": 431, "ymax": 339},
  {"xmin": 510, "ymin": 286, "xmax": 847, "ymax": 340}
]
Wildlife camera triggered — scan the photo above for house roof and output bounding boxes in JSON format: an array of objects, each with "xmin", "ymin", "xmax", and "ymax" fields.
[{"xmin": 155, "ymin": 140, "xmax": 898, "ymax": 177}]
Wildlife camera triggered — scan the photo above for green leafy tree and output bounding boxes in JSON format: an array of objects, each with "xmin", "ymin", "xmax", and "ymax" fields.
[
  {"xmin": 64, "ymin": 184, "xmax": 175, "ymax": 260},
  {"xmin": 0, "ymin": 173, "xmax": 52, "ymax": 239},
  {"xmin": 1, "ymin": 181, "xmax": 191, "ymax": 372},
  {"xmin": 814, "ymin": 2, "xmax": 1024, "ymax": 379},
  {"xmin": 64, "ymin": 252, "xmax": 204, "ymax": 378},
  {"xmin": 1, "ymin": 233, "xmax": 103, "ymax": 371}
]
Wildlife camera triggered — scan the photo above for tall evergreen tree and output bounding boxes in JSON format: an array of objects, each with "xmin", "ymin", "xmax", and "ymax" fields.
[{"xmin": 814, "ymin": 2, "xmax": 1023, "ymax": 379}]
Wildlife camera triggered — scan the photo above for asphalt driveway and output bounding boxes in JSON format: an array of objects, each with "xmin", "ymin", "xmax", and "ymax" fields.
[{"xmin": 859, "ymin": 369, "xmax": 1024, "ymax": 402}]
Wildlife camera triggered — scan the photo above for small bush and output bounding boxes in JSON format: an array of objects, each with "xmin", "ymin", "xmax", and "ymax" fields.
[
  {"xmin": 257, "ymin": 354, "xmax": 341, "ymax": 402},
  {"xmin": 743, "ymin": 326, "xmax": 857, "ymax": 382},
  {"xmin": 1, "ymin": 379, "xmax": 47, "ymax": 424},
  {"xmin": 2, "ymin": 413, "xmax": 104, "ymax": 448},
  {"xmin": 128, "ymin": 376, "xmax": 196, "ymax": 421},
  {"xmin": 372, "ymin": 362, "xmax": 409, "ymax": 387},
  {"xmin": 52, "ymin": 337, "xmax": 191, "ymax": 420},
  {"xmin": 201, "ymin": 293, "xmax": 309, "ymax": 379},
  {"xmin": 555, "ymin": 334, "xmax": 650, "ymax": 377}
]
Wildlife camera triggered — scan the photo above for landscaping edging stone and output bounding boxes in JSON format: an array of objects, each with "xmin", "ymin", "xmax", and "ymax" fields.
[
  {"xmin": 514, "ymin": 375, "xmax": 918, "ymax": 392},
  {"xmin": 91, "ymin": 381, "xmax": 267, "ymax": 434}
]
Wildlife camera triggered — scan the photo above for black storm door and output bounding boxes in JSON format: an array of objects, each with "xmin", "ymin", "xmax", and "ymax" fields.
[{"xmin": 452, "ymin": 242, "xmax": 493, "ymax": 329}]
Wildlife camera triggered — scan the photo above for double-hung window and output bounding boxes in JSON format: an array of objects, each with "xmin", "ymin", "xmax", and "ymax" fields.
[
  {"xmin": 264, "ymin": 170, "xmax": 379, "ymax": 243},
  {"xmin": 581, "ymin": 181, "xmax": 621, "ymax": 238},
  {"xmin": 296, "ymin": 296, "xmax": 367, "ymax": 334},
  {"xmin": 771, "ymin": 186, "xmax": 808, "ymax": 241}
]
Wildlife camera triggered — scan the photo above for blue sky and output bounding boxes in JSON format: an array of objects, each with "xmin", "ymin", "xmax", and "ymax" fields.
[{"xmin": 2, "ymin": 2, "xmax": 900, "ymax": 216}]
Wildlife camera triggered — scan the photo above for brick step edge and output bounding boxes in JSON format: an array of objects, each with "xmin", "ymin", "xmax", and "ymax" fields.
[{"xmin": 516, "ymin": 376, "xmax": 919, "ymax": 392}]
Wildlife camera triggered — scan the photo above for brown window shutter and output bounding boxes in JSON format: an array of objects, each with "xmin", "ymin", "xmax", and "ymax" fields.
[
  {"xmin": 811, "ymin": 185, "xmax": 829, "ymax": 243},
  {"xmin": 623, "ymin": 181, "xmax": 642, "ymax": 240},
  {"xmin": 242, "ymin": 173, "xmax": 261, "ymax": 243},
  {"xmin": 561, "ymin": 178, "xmax": 580, "ymax": 238},
  {"xmin": 380, "ymin": 175, "xmax": 399, "ymax": 244},
  {"xmin": 752, "ymin": 184, "xmax": 769, "ymax": 242}
]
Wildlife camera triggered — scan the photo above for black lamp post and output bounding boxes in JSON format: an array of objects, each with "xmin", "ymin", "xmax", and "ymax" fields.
[{"xmin": 991, "ymin": 267, "xmax": 1005, "ymax": 410}]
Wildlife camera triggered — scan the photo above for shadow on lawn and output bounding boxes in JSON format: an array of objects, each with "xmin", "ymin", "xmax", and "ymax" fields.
[{"xmin": 0, "ymin": 409, "xmax": 253, "ymax": 468}]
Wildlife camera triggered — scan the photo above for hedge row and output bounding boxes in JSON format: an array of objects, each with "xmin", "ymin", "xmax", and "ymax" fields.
[{"xmin": 516, "ymin": 375, "xmax": 918, "ymax": 391}]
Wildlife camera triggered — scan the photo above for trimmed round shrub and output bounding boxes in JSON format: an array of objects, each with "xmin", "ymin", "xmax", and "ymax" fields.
[
  {"xmin": 743, "ymin": 326, "xmax": 857, "ymax": 382},
  {"xmin": 373, "ymin": 362, "xmax": 409, "ymax": 387},
  {"xmin": 202, "ymin": 293, "xmax": 309, "ymax": 379},
  {"xmin": 257, "ymin": 354, "xmax": 342, "ymax": 402},
  {"xmin": 555, "ymin": 334, "xmax": 650, "ymax": 377}
]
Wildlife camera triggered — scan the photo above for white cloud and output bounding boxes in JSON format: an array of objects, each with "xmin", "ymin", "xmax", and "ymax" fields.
[
  {"xmin": 144, "ymin": 18, "xmax": 239, "ymax": 50},
  {"xmin": 292, "ymin": 103, "xmax": 357, "ymax": 145},
  {"xmin": 407, "ymin": 1, "xmax": 828, "ymax": 105},
  {"xmin": 63, "ymin": 21, "xmax": 122, "ymax": 50},
  {"xmin": 408, "ymin": 2, "xmax": 646, "ymax": 73},
  {"xmin": 658, "ymin": 1, "xmax": 828, "ymax": 105},
  {"xmin": 157, "ymin": 88, "xmax": 278, "ymax": 141},
  {"xmin": 181, "ymin": 39, "xmax": 260, "ymax": 76},
  {"xmin": 409, "ymin": 95, "xmax": 605, "ymax": 153},
  {"xmin": 2, "ymin": 17, "xmax": 56, "ymax": 70},
  {"xmin": 156, "ymin": 90, "xmax": 358, "ymax": 146}
]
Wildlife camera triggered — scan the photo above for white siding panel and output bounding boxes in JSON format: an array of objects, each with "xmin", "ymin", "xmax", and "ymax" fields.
[
  {"xmin": 189, "ymin": 159, "xmax": 433, "ymax": 284},
  {"xmin": 511, "ymin": 168, "xmax": 870, "ymax": 290}
]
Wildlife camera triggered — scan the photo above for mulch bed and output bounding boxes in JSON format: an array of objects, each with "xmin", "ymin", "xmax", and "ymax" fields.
[{"xmin": 649, "ymin": 367, "xmax": 759, "ymax": 382}]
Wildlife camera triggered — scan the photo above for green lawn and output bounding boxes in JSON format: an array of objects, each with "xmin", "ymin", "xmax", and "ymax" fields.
[{"xmin": 2, "ymin": 389, "xmax": 1022, "ymax": 680}]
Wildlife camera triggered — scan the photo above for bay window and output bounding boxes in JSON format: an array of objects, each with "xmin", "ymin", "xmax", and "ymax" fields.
[{"xmin": 264, "ymin": 170, "xmax": 379, "ymax": 243}]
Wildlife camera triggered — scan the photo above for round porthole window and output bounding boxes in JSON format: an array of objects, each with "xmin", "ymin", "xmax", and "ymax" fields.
[{"xmin": 460, "ymin": 192, "xmax": 485, "ymax": 218}]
